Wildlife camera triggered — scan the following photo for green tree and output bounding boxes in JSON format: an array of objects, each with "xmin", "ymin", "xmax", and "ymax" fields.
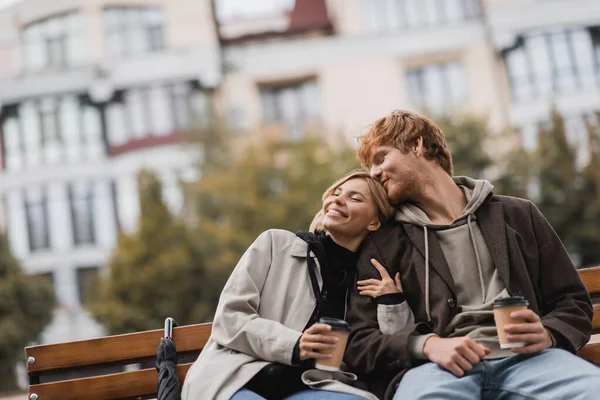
[
  {"xmin": 91, "ymin": 170, "xmax": 214, "ymax": 334},
  {"xmin": 518, "ymin": 110, "xmax": 600, "ymax": 267},
  {"xmin": 0, "ymin": 235, "xmax": 54, "ymax": 392},
  {"xmin": 192, "ymin": 134, "xmax": 359, "ymax": 281},
  {"xmin": 436, "ymin": 115, "xmax": 494, "ymax": 178},
  {"xmin": 534, "ymin": 110, "xmax": 581, "ymax": 250},
  {"xmin": 574, "ymin": 114, "xmax": 600, "ymax": 267}
]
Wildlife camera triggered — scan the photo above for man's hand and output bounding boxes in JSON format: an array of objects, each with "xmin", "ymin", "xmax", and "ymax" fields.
[
  {"xmin": 423, "ymin": 336, "xmax": 490, "ymax": 377},
  {"xmin": 298, "ymin": 324, "xmax": 338, "ymax": 361},
  {"xmin": 504, "ymin": 309, "xmax": 553, "ymax": 354}
]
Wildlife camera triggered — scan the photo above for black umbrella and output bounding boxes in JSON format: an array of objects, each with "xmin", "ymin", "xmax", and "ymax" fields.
[{"xmin": 156, "ymin": 317, "xmax": 182, "ymax": 400}]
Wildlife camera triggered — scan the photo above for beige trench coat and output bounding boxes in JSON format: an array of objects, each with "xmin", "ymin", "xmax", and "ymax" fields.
[{"xmin": 181, "ymin": 229, "xmax": 380, "ymax": 400}]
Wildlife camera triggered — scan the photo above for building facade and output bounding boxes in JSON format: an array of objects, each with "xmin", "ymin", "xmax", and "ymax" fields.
[
  {"xmin": 1, "ymin": 0, "xmax": 600, "ymax": 349},
  {"xmin": 0, "ymin": 0, "xmax": 220, "ymax": 344},
  {"xmin": 216, "ymin": 0, "xmax": 600, "ymax": 159}
]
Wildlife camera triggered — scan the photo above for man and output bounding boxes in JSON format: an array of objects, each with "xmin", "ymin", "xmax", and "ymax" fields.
[{"xmin": 345, "ymin": 110, "xmax": 600, "ymax": 399}]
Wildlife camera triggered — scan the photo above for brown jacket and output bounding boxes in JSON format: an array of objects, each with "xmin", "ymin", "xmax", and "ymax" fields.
[{"xmin": 344, "ymin": 195, "xmax": 593, "ymax": 400}]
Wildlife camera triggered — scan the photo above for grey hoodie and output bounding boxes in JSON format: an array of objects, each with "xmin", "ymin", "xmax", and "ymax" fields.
[{"xmin": 397, "ymin": 176, "xmax": 513, "ymax": 359}]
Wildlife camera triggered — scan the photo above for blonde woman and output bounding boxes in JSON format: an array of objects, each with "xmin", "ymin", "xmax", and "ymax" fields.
[{"xmin": 181, "ymin": 171, "xmax": 413, "ymax": 400}]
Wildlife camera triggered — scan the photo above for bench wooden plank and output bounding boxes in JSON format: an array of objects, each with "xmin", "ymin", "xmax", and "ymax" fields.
[
  {"xmin": 25, "ymin": 323, "xmax": 211, "ymax": 374},
  {"xmin": 578, "ymin": 342, "xmax": 600, "ymax": 362},
  {"xmin": 580, "ymin": 267, "xmax": 600, "ymax": 295},
  {"xmin": 28, "ymin": 363, "xmax": 192, "ymax": 400},
  {"xmin": 593, "ymin": 304, "xmax": 600, "ymax": 332}
]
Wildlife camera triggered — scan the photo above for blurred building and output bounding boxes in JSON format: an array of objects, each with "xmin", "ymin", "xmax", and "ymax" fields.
[
  {"xmin": 217, "ymin": 0, "xmax": 600, "ymax": 163},
  {"xmin": 1, "ymin": 0, "xmax": 600, "ymax": 348},
  {"xmin": 0, "ymin": 0, "xmax": 220, "ymax": 344}
]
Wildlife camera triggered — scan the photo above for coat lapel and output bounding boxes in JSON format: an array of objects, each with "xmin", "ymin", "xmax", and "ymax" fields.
[
  {"xmin": 289, "ymin": 237, "xmax": 323, "ymax": 289},
  {"xmin": 476, "ymin": 201, "xmax": 510, "ymax": 286},
  {"xmin": 404, "ymin": 224, "xmax": 457, "ymax": 294}
]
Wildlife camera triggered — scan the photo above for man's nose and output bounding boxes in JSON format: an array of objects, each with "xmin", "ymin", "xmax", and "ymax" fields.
[{"xmin": 370, "ymin": 167, "xmax": 381, "ymax": 181}]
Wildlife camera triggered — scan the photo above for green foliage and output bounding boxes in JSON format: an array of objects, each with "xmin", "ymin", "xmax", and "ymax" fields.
[
  {"xmin": 495, "ymin": 110, "xmax": 600, "ymax": 267},
  {"xmin": 91, "ymin": 170, "xmax": 214, "ymax": 334},
  {"xmin": 572, "ymin": 113, "xmax": 600, "ymax": 267},
  {"xmin": 193, "ymin": 133, "xmax": 360, "ymax": 280},
  {"xmin": 436, "ymin": 115, "xmax": 494, "ymax": 178},
  {"xmin": 534, "ymin": 110, "xmax": 581, "ymax": 245},
  {"xmin": 0, "ymin": 235, "xmax": 54, "ymax": 391}
]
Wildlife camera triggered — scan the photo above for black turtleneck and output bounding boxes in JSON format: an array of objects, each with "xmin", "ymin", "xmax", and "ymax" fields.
[{"xmin": 318, "ymin": 235, "xmax": 358, "ymax": 320}]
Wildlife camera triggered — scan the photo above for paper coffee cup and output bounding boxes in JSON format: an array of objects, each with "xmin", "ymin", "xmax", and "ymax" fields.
[
  {"xmin": 493, "ymin": 296, "xmax": 529, "ymax": 349},
  {"xmin": 315, "ymin": 317, "xmax": 350, "ymax": 372}
]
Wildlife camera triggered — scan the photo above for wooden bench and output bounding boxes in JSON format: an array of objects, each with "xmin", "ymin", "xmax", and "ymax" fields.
[{"xmin": 24, "ymin": 266, "xmax": 600, "ymax": 400}]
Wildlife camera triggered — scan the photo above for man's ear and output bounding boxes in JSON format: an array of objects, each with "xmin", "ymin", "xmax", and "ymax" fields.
[
  {"xmin": 367, "ymin": 219, "xmax": 381, "ymax": 232},
  {"xmin": 415, "ymin": 136, "xmax": 424, "ymax": 157}
]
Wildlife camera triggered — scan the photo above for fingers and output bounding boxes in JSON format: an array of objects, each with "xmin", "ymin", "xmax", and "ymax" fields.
[
  {"xmin": 357, "ymin": 278, "xmax": 382, "ymax": 286},
  {"xmin": 302, "ymin": 333, "xmax": 338, "ymax": 345},
  {"xmin": 510, "ymin": 309, "xmax": 540, "ymax": 322},
  {"xmin": 443, "ymin": 360, "xmax": 465, "ymax": 377},
  {"xmin": 370, "ymin": 258, "xmax": 390, "ymax": 279},
  {"xmin": 300, "ymin": 341, "xmax": 337, "ymax": 351},
  {"xmin": 394, "ymin": 273, "xmax": 403, "ymax": 292},
  {"xmin": 358, "ymin": 290, "xmax": 378, "ymax": 298},
  {"xmin": 507, "ymin": 333, "xmax": 545, "ymax": 345},
  {"xmin": 458, "ymin": 346, "xmax": 481, "ymax": 366},
  {"xmin": 357, "ymin": 285, "xmax": 379, "ymax": 292},
  {"xmin": 305, "ymin": 323, "xmax": 332, "ymax": 334},
  {"xmin": 300, "ymin": 349, "xmax": 332, "ymax": 360},
  {"xmin": 451, "ymin": 352, "xmax": 473, "ymax": 374},
  {"xmin": 510, "ymin": 342, "xmax": 546, "ymax": 354},
  {"xmin": 504, "ymin": 322, "xmax": 544, "ymax": 334}
]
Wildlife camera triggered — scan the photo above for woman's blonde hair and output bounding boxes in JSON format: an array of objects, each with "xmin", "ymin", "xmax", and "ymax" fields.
[{"xmin": 309, "ymin": 170, "xmax": 394, "ymax": 233}]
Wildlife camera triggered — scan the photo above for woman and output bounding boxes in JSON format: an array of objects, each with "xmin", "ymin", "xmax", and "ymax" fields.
[{"xmin": 181, "ymin": 171, "xmax": 404, "ymax": 400}]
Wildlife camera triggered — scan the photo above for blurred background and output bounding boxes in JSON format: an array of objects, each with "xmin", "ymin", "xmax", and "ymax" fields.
[{"xmin": 1, "ymin": 0, "xmax": 600, "ymax": 394}]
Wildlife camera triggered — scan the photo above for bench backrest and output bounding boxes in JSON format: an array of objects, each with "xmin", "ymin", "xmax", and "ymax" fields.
[
  {"xmin": 25, "ymin": 322, "xmax": 211, "ymax": 400},
  {"xmin": 25, "ymin": 267, "xmax": 600, "ymax": 399},
  {"xmin": 578, "ymin": 266, "xmax": 600, "ymax": 333}
]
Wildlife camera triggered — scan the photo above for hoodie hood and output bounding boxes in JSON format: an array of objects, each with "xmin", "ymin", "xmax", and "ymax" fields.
[
  {"xmin": 396, "ymin": 176, "xmax": 494, "ymax": 228},
  {"xmin": 394, "ymin": 176, "xmax": 494, "ymax": 322}
]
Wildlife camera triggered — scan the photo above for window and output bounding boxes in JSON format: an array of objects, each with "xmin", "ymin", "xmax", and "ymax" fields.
[
  {"xmin": 104, "ymin": 7, "xmax": 164, "ymax": 57},
  {"xmin": 24, "ymin": 187, "xmax": 50, "ymax": 252},
  {"xmin": 76, "ymin": 266, "xmax": 100, "ymax": 307},
  {"xmin": 22, "ymin": 13, "xmax": 83, "ymax": 71},
  {"xmin": 505, "ymin": 27, "xmax": 600, "ymax": 102},
  {"xmin": 1, "ymin": 96, "xmax": 103, "ymax": 171},
  {"xmin": 69, "ymin": 182, "xmax": 95, "ymax": 246},
  {"xmin": 105, "ymin": 82, "xmax": 196, "ymax": 145},
  {"xmin": 406, "ymin": 62, "xmax": 468, "ymax": 114},
  {"xmin": 363, "ymin": 0, "xmax": 479, "ymax": 33},
  {"xmin": 259, "ymin": 80, "xmax": 320, "ymax": 139}
]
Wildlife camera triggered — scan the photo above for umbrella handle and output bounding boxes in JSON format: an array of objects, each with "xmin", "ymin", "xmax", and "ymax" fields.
[{"xmin": 164, "ymin": 317, "xmax": 178, "ymax": 340}]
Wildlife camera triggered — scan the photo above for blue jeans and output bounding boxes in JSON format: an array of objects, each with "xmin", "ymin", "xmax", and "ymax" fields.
[
  {"xmin": 394, "ymin": 349, "xmax": 600, "ymax": 400},
  {"xmin": 232, "ymin": 388, "xmax": 364, "ymax": 400}
]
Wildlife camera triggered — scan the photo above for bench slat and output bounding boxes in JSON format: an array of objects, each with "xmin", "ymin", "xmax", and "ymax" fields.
[
  {"xmin": 593, "ymin": 304, "xmax": 600, "ymax": 333},
  {"xmin": 580, "ymin": 267, "xmax": 600, "ymax": 295},
  {"xmin": 28, "ymin": 363, "xmax": 192, "ymax": 400},
  {"xmin": 25, "ymin": 323, "xmax": 211, "ymax": 374},
  {"xmin": 578, "ymin": 341, "xmax": 600, "ymax": 363}
]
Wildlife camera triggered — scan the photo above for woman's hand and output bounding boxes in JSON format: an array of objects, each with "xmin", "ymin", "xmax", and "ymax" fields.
[
  {"xmin": 357, "ymin": 258, "xmax": 402, "ymax": 298},
  {"xmin": 298, "ymin": 324, "xmax": 338, "ymax": 361}
]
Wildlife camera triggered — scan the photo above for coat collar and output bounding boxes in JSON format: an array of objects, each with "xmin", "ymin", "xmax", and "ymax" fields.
[
  {"xmin": 289, "ymin": 236, "xmax": 323, "ymax": 288},
  {"xmin": 475, "ymin": 200, "xmax": 510, "ymax": 286},
  {"xmin": 290, "ymin": 236, "xmax": 312, "ymax": 258},
  {"xmin": 404, "ymin": 223, "xmax": 457, "ymax": 294}
]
